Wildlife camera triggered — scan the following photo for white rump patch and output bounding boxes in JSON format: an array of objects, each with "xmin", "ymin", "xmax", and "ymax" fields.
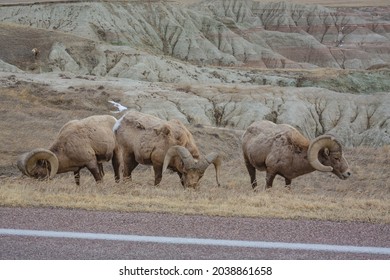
[
  {"xmin": 109, "ymin": 100, "xmax": 128, "ymax": 113},
  {"xmin": 113, "ymin": 115, "xmax": 125, "ymax": 132}
]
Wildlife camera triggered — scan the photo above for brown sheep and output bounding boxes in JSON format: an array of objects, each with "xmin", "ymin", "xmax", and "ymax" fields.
[
  {"xmin": 242, "ymin": 120, "xmax": 351, "ymax": 190},
  {"xmin": 17, "ymin": 115, "xmax": 120, "ymax": 185},
  {"xmin": 114, "ymin": 111, "xmax": 221, "ymax": 188}
]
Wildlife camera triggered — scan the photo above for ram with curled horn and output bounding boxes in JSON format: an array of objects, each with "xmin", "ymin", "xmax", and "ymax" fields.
[
  {"xmin": 162, "ymin": 145, "xmax": 221, "ymax": 188},
  {"xmin": 17, "ymin": 115, "xmax": 120, "ymax": 185},
  {"xmin": 114, "ymin": 111, "xmax": 222, "ymax": 188},
  {"xmin": 242, "ymin": 120, "xmax": 351, "ymax": 190}
]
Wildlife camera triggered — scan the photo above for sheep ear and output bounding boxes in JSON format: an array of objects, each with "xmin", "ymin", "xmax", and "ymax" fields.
[
  {"xmin": 154, "ymin": 124, "xmax": 171, "ymax": 136},
  {"xmin": 324, "ymin": 148, "xmax": 330, "ymax": 157},
  {"xmin": 135, "ymin": 121, "xmax": 145, "ymax": 129}
]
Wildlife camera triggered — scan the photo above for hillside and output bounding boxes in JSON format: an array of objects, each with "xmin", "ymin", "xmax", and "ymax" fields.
[
  {"xmin": 0, "ymin": 0, "xmax": 389, "ymax": 148},
  {"xmin": 0, "ymin": 1, "xmax": 389, "ymax": 140},
  {"xmin": 1, "ymin": 0, "xmax": 390, "ymax": 71}
]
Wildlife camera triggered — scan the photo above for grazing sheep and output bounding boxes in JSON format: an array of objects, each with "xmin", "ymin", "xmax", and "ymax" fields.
[
  {"xmin": 114, "ymin": 111, "xmax": 221, "ymax": 188},
  {"xmin": 17, "ymin": 115, "xmax": 120, "ymax": 185},
  {"xmin": 242, "ymin": 120, "xmax": 351, "ymax": 190}
]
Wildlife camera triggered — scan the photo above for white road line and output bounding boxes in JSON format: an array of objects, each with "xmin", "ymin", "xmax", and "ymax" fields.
[{"xmin": 1, "ymin": 228, "xmax": 390, "ymax": 255}]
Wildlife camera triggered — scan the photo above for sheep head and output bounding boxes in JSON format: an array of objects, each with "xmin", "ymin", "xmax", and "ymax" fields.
[
  {"xmin": 307, "ymin": 135, "xmax": 351, "ymax": 179},
  {"xmin": 17, "ymin": 148, "xmax": 59, "ymax": 179},
  {"xmin": 162, "ymin": 146, "xmax": 221, "ymax": 188}
]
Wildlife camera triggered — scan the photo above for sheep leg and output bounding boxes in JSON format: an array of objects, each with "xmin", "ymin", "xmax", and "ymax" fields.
[
  {"xmin": 244, "ymin": 160, "xmax": 257, "ymax": 189},
  {"xmin": 112, "ymin": 151, "xmax": 121, "ymax": 183},
  {"xmin": 265, "ymin": 170, "xmax": 276, "ymax": 189},
  {"xmin": 285, "ymin": 178, "xmax": 292, "ymax": 190},
  {"xmin": 178, "ymin": 172, "xmax": 185, "ymax": 187},
  {"xmin": 123, "ymin": 154, "xmax": 138, "ymax": 180},
  {"xmin": 74, "ymin": 169, "xmax": 81, "ymax": 186},
  {"xmin": 86, "ymin": 163, "xmax": 102, "ymax": 183},
  {"xmin": 153, "ymin": 164, "xmax": 163, "ymax": 186},
  {"xmin": 98, "ymin": 163, "xmax": 104, "ymax": 177}
]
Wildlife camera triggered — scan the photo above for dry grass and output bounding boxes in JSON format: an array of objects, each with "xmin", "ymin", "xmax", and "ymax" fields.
[
  {"xmin": 1, "ymin": 145, "xmax": 389, "ymax": 224},
  {"xmin": 1, "ymin": 148, "xmax": 389, "ymax": 223},
  {"xmin": 0, "ymin": 82, "xmax": 389, "ymax": 224}
]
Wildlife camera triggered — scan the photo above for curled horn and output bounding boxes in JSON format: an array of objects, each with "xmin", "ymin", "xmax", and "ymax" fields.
[
  {"xmin": 17, "ymin": 148, "xmax": 59, "ymax": 179},
  {"xmin": 163, "ymin": 146, "xmax": 196, "ymax": 173},
  {"xmin": 307, "ymin": 135, "xmax": 342, "ymax": 172},
  {"xmin": 201, "ymin": 152, "xmax": 222, "ymax": 187}
]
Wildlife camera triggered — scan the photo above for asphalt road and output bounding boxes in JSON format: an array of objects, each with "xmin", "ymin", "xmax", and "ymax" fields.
[{"xmin": 0, "ymin": 207, "xmax": 389, "ymax": 260}]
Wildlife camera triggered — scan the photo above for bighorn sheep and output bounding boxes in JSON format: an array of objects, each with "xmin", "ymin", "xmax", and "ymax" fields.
[
  {"xmin": 114, "ymin": 111, "xmax": 221, "ymax": 188},
  {"xmin": 17, "ymin": 115, "xmax": 120, "ymax": 185},
  {"xmin": 242, "ymin": 120, "xmax": 351, "ymax": 190},
  {"xmin": 31, "ymin": 48, "xmax": 40, "ymax": 59}
]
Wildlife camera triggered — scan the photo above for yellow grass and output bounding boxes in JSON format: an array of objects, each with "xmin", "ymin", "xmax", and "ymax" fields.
[{"xmin": 1, "ymin": 145, "xmax": 389, "ymax": 224}]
